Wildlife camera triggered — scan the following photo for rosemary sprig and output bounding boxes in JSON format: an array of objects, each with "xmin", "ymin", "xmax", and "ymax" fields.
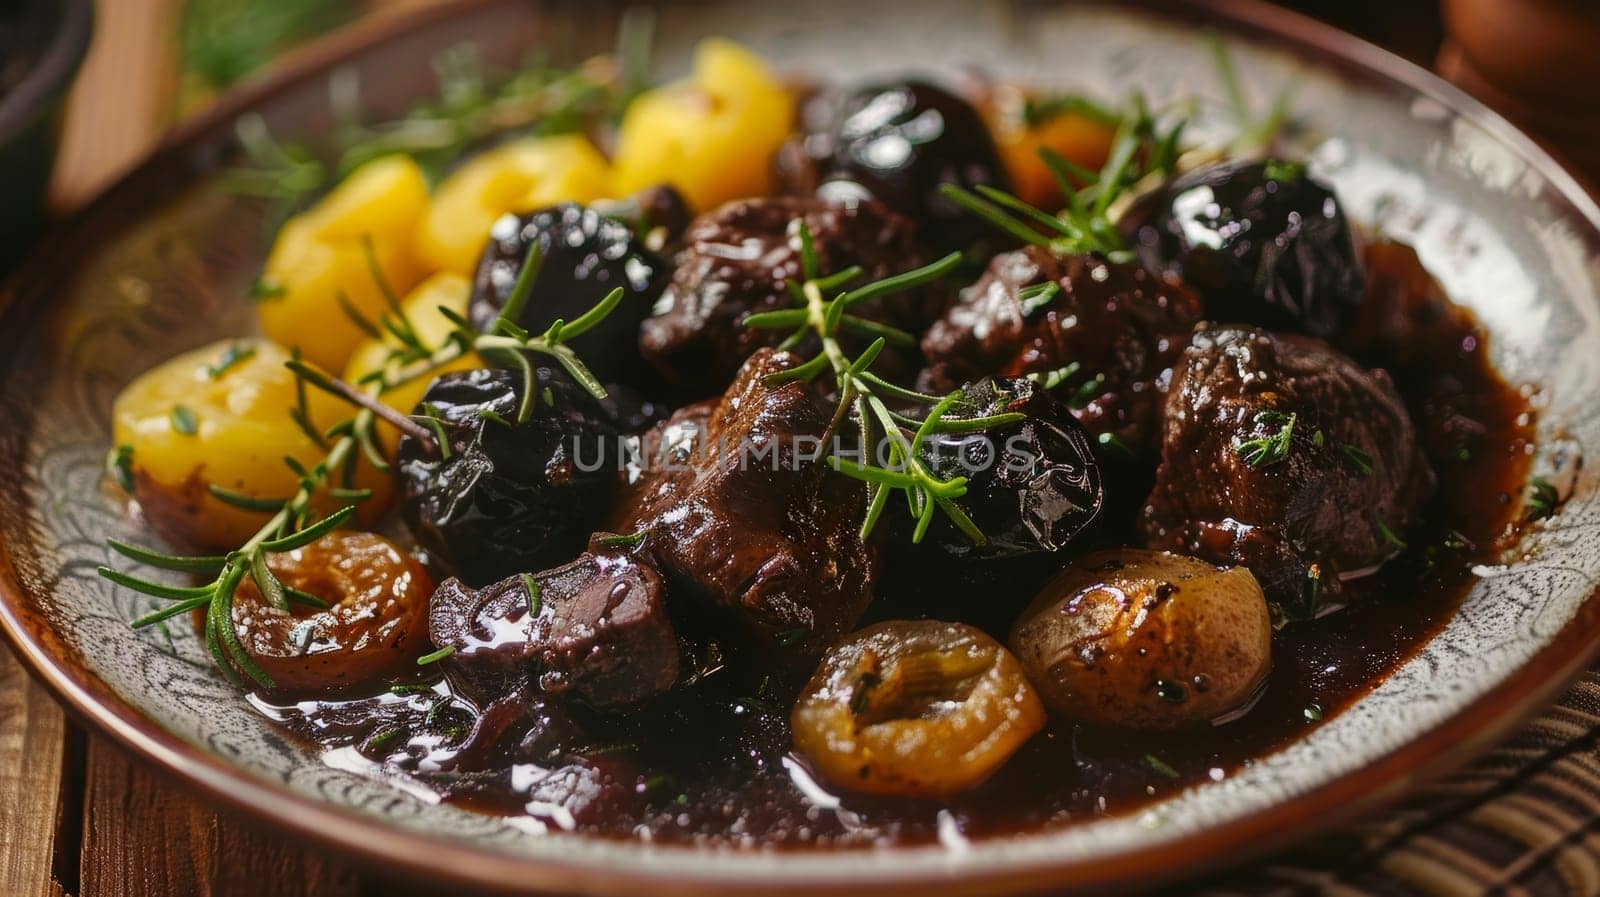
[
  {"xmin": 99, "ymin": 239, "xmax": 621, "ymax": 688},
  {"xmin": 745, "ymin": 222, "xmax": 1024, "ymax": 546},
  {"xmin": 1207, "ymin": 33, "xmax": 1300, "ymax": 155},
  {"xmin": 226, "ymin": 12, "xmax": 653, "ymax": 218},
  {"xmin": 938, "ymin": 93, "xmax": 1186, "ymax": 263}
]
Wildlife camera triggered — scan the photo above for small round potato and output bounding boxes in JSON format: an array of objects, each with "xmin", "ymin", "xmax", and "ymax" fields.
[
  {"xmin": 111, "ymin": 338, "xmax": 392, "ymax": 551},
  {"xmin": 1009, "ymin": 549, "xmax": 1271, "ymax": 730}
]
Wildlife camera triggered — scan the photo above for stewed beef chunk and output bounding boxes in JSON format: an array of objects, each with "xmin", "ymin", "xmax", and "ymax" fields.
[
  {"xmin": 639, "ymin": 196, "xmax": 932, "ymax": 396},
  {"xmin": 470, "ymin": 203, "xmax": 670, "ymax": 385},
  {"xmin": 1140, "ymin": 327, "xmax": 1434, "ymax": 620},
  {"xmin": 918, "ymin": 377, "xmax": 1103, "ymax": 558},
  {"xmin": 1125, "ymin": 159, "xmax": 1365, "ymax": 340},
  {"xmin": 398, "ymin": 369, "xmax": 618, "ymax": 586},
  {"xmin": 614, "ymin": 349, "xmax": 877, "ymax": 664},
  {"xmin": 428, "ymin": 543, "xmax": 679, "ymax": 708},
  {"xmin": 922, "ymin": 247, "xmax": 1203, "ymax": 452}
]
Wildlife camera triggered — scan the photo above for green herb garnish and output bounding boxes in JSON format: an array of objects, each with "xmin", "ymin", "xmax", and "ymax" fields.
[
  {"xmin": 476, "ymin": 406, "xmax": 512, "ymax": 427},
  {"xmin": 939, "ymin": 92, "xmax": 1186, "ymax": 263},
  {"xmin": 745, "ymin": 225, "xmax": 1017, "ymax": 546},
  {"xmin": 416, "ymin": 646, "xmax": 455, "ymax": 667},
  {"xmin": 1376, "ymin": 517, "xmax": 1408, "ymax": 551},
  {"xmin": 1340, "ymin": 442, "xmax": 1374, "ymax": 476},
  {"xmin": 1526, "ymin": 476, "xmax": 1559, "ymax": 522},
  {"xmin": 206, "ymin": 342, "xmax": 257, "ymax": 379},
  {"xmin": 1027, "ymin": 362, "xmax": 1082, "ymax": 393},
  {"xmin": 248, "ymin": 278, "xmax": 287, "ymax": 302},
  {"xmin": 225, "ymin": 13, "xmax": 653, "ymax": 226},
  {"xmin": 170, "ymin": 405, "xmax": 199, "ymax": 436},
  {"xmin": 1018, "ymin": 281, "xmax": 1061, "ymax": 317},
  {"xmin": 593, "ymin": 530, "xmax": 649, "ymax": 550},
  {"xmin": 106, "ymin": 444, "xmax": 136, "ymax": 492},
  {"xmin": 1097, "ymin": 431, "xmax": 1133, "ymax": 457},
  {"xmin": 521, "ymin": 573, "xmax": 542, "ymax": 617},
  {"xmin": 1144, "ymin": 754, "xmax": 1181, "ymax": 779},
  {"xmin": 1234, "ymin": 410, "xmax": 1295, "ymax": 468}
]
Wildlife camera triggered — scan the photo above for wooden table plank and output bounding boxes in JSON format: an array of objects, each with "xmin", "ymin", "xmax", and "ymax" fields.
[
  {"xmin": 78, "ymin": 738, "xmax": 364, "ymax": 897},
  {"xmin": 49, "ymin": 0, "xmax": 180, "ymax": 212},
  {"xmin": 0, "ymin": 645, "xmax": 70, "ymax": 897}
]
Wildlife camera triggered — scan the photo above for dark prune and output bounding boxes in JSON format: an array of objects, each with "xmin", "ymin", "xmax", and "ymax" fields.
[
  {"xmin": 919, "ymin": 377, "xmax": 1103, "ymax": 558},
  {"xmin": 807, "ymin": 81, "xmax": 1010, "ymax": 251},
  {"xmin": 1126, "ymin": 158, "xmax": 1365, "ymax": 339},
  {"xmin": 470, "ymin": 202, "xmax": 670, "ymax": 384},
  {"xmin": 397, "ymin": 368, "xmax": 618, "ymax": 586}
]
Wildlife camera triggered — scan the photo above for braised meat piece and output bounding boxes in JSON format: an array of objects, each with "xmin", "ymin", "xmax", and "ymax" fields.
[
  {"xmin": 638, "ymin": 196, "xmax": 932, "ymax": 396},
  {"xmin": 614, "ymin": 349, "xmax": 877, "ymax": 663},
  {"xmin": 922, "ymin": 247, "xmax": 1203, "ymax": 452},
  {"xmin": 397, "ymin": 369, "xmax": 618, "ymax": 586},
  {"xmin": 470, "ymin": 203, "xmax": 670, "ymax": 385},
  {"xmin": 917, "ymin": 377, "xmax": 1103, "ymax": 558},
  {"xmin": 1125, "ymin": 159, "xmax": 1365, "ymax": 340},
  {"xmin": 1140, "ymin": 327, "xmax": 1435, "ymax": 620},
  {"xmin": 428, "ymin": 543, "xmax": 679, "ymax": 708}
]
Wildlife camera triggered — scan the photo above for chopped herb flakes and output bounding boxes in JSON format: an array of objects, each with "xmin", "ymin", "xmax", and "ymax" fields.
[
  {"xmin": 1234, "ymin": 410, "xmax": 1295, "ymax": 468},
  {"xmin": 1144, "ymin": 754, "xmax": 1180, "ymax": 779},
  {"xmin": 205, "ymin": 342, "xmax": 256, "ymax": 379},
  {"xmin": 1526, "ymin": 476, "xmax": 1559, "ymax": 522},
  {"xmin": 106, "ymin": 444, "xmax": 136, "ymax": 492},
  {"xmin": 170, "ymin": 405, "xmax": 199, "ymax": 435}
]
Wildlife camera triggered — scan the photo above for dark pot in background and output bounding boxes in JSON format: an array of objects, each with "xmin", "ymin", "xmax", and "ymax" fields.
[
  {"xmin": 0, "ymin": 0, "xmax": 94, "ymax": 277},
  {"xmin": 1439, "ymin": 0, "xmax": 1600, "ymax": 184}
]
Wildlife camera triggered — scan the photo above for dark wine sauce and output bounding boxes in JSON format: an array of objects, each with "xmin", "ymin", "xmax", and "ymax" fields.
[{"xmin": 255, "ymin": 239, "xmax": 1535, "ymax": 848}]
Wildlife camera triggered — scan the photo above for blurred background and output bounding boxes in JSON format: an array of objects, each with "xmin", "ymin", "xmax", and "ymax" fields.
[{"xmin": 40, "ymin": 0, "xmax": 1600, "ymax": 216}]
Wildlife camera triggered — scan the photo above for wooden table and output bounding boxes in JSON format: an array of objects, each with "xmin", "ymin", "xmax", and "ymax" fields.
[{"xmin": 2, "ymin": 2, "xmax": 1592, "ymax": 895}]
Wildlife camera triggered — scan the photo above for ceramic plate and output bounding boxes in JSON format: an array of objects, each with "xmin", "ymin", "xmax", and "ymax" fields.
[{"xmin": 3, "ymin": 1, "xmax": 1599, "ymax": 894}]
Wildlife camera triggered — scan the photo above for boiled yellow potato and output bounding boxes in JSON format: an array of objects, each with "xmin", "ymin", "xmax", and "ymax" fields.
[
  {"xmin": 343, "ymin": 271, "xmax": 482, "ymax": 453},
  {"xmin": 111, "ymin": 339, "xmax": 391, "ymax": 552},
  {"xmin": 257, "ymin": 155, "xmax": 429, "ymax": 372},
  {"xmin": 416, "ymin": 135, "xmax": 613, "ymax": 276},
  {"xmin": 613, "ymin": 38, "xmax": 794, "ymax": 211}
]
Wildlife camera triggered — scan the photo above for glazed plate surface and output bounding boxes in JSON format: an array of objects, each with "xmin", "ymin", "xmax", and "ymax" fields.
[{"xmin": 3, "ymin": 1, "xmax": 1599, "ymax": 894}]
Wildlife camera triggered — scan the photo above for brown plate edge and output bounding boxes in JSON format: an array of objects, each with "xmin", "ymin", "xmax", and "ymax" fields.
[{"xmin": 3, "ymin": 1, "xmax": 1600, "ymax": 895}]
